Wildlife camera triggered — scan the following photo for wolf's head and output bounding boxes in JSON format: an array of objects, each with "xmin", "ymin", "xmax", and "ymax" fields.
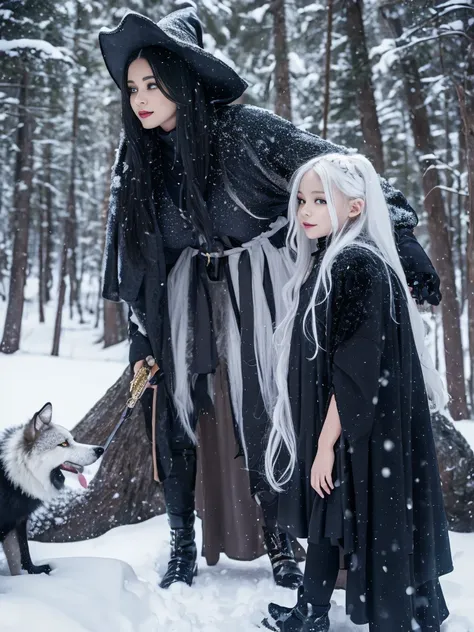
[{"xmin": 1, "ymin": 403, "xmax": 104, "ymax": 501}]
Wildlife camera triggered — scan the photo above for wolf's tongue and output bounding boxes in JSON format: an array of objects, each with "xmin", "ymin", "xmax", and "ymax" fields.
[{"xmin": 78, "ymin": 473, "xmax": 88, "ymax": 489}]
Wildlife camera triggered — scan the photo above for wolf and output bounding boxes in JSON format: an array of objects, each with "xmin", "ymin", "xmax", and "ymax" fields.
[{"xmin": 0, "ymin": 402, "xmax": 104, "ymax": 575}]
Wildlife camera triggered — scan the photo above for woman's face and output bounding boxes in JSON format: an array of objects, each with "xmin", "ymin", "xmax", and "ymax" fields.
[
  {"xmin": 297, "ymin": 169, "xmax": 362, "ymax": 240},
  {"xmin": 127, "ymin": 57, "xmax": 177, "ymax": 132}
]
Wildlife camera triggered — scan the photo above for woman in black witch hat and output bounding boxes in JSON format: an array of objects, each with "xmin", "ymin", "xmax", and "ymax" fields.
[{"xmin": 99, "ymin": 7, "xmax": 442, "ymax": 590}]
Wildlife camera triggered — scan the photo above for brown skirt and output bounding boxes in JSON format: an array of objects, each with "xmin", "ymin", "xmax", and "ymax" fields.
[{"xmin": 195, "ymin": 362, "xmax": 266, "ymax": 565}]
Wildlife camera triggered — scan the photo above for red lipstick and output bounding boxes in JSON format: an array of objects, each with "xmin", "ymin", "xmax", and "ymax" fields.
[{"xmin": 138, "ymin": 110, "xmax": 153, "ymax": 119}]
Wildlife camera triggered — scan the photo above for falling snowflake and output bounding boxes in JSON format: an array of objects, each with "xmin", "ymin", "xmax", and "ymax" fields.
[{"xmin": 350, "ymin": 553, "xmax": 359, "ymax": 571}]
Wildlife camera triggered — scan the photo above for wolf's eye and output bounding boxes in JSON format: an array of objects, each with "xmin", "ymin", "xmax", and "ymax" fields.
[{"xmin": 58, "ymin": 440, "xmax": 69, "ymax": 448}]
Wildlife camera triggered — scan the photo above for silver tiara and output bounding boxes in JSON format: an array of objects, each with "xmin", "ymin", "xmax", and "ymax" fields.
[{"xmin": 324, "ymin": 155, "xmax": 366, "ymax": 187}]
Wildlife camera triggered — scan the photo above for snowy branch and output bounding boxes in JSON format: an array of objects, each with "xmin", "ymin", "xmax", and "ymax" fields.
[
  {"xmin": 0, "ymin": 39, "xmax": 74, "ymax": 64},
  {"xmin": 372, "ymin": 30, "xmax": 472, "ymax": 70}
]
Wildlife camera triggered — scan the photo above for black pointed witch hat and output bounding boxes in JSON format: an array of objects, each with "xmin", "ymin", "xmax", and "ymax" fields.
[{"xmin": 99, "ymin": 6, "xmax": 247, "ymax": 105}]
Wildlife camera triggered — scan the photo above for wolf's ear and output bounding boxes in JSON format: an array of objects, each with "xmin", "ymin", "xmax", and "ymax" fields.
[
  {"xmin": 24, "ymin": 403, "xmax": 53, "ymax": 441},
  {"xmin": 36, "ymin": 402, "xmax": 53, "ymax": 427}
]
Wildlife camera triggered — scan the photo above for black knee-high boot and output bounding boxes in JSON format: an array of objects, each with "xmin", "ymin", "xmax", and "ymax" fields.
[
  {"xmin": 159, "ymin": 448, "xmax": 198, "ymax": 589},
  {"xmin": 260, "ymin": 492, "xmax": 303, "ymax": 590}
]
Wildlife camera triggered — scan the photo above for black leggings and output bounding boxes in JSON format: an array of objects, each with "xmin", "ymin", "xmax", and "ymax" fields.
[{"xmin": 304, "ymin": 539, "xmax": 340, "ymax": 606}]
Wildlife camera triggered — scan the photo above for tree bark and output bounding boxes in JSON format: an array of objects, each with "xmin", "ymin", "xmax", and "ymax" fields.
[
  {"xmin": 0, "ymin": 68, "xmax": 35, "ymax": 354},
  {"xmin": 38, "ymin": 138, "xmax": 53, "ymax": 323},
  {"xmin": 51, "ymin": 86, "xmax": 79, "ymax": 356},
  {"xmin": 103, "ymin": 301, "xmax": 127, "ymax": 348},
  {"xmin": 270, "ymin": 0, "xmax": 292, "ymax": 121},
  {"xmin": 32, "ymin": 368, "xmax": 165, "ymax": 542},
  {"xmin": 68, "ymin": 175, "xmax": 84, "ymax": 325},
  {"xmin": 322, "ymin": 0, "xmax": 334, "ymax": 139},
  {"xmin": 51, "ymin": 20, "xmax": 81, "ymax": 357},
  {"xmin": 381, "ymin": 5, "xmax": 468, "ymax": 420},
  {"xmin": 44, "ymin": 143, "xmax": 54, "ymax": 305},
  {"xmin": 455, "ymin": 46, "xmax": 474, "ymax": 411},
  {"xmin": 345, "ymin": 0, "xmax": 385, "ymax": 173},
  {"xmin": 38, "ymin": 181, "xmax": 45, "ymax": 324}
]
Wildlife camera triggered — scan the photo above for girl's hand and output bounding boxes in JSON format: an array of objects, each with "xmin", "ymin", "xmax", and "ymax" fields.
[{"xmin": 311, "ymin": 445, "xmax": 335, "ymax": 498}]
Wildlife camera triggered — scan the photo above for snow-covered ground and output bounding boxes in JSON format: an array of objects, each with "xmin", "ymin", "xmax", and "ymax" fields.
[
  {"xmin": 0, "ymin": 517, "xmax": 472, "ymax": 632},
  {"xmin": 1, "ymin": 295, "xmax": 474, "ymax": 631}
]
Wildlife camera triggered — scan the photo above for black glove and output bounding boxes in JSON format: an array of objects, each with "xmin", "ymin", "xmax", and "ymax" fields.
[
  {"xmin": 396, "ymin": 228, "xmax": 442, "ymax": 306},
  {"xmin": 405, "ymin": 271, "xmax": 441, "ymax": 306}
]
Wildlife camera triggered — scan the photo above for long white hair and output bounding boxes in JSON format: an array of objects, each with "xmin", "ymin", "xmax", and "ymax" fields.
[{"xmin": 265, "ymin": 153, "xmax": 448, "ymax": 492}]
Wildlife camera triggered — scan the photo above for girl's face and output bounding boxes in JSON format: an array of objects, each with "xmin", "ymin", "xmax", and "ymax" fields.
[
  {"xmin": 127, "ymin": 57, "xmax": 177, "ymax": 132},
  {"xmin": 297, "ymin": 169, "xmax": 362, "ymax": 240}
]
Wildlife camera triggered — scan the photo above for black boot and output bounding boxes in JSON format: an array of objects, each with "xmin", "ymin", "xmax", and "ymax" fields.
[
  {"xmin": 264, "ymin": 589, "xmax": 330, "ymax": 632},
  {"xmin": 160, "ymin": 447, "xmax": 198, "ymax": 589},
  {"xmin": 159, "ymin": 519, "xmax": 198, "ymax": 589},
  {"xmin": 268, "ymin": 587, "xmax": 304, "ymax": 625},
  {"xmin": 263, "ymin": 527, "xmax": 303, "ymax": 590},
  {"xmin": 279, "ymin": 605, "xmax": 330, "ymax": 632}
]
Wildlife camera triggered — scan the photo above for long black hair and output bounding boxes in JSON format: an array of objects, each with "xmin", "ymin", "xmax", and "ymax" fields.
[{"xmin": 118, "ymin": 46, "xmax": 215, "ymax": 261}]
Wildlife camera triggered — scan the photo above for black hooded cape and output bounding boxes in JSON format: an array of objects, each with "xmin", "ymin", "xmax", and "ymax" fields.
[{"xmin": 277, "ymin": 245, "xmax": 453, "ymax": 631}]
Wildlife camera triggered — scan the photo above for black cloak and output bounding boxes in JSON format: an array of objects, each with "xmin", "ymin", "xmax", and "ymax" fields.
[{"xmin": 277, "ymin": 244, "xmax": 453, "ymax": 631}]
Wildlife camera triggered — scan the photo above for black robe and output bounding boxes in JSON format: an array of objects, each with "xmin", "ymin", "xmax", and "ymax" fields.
[{"xmin": 277, "ymin": 244, "xmax": 453, "ymax": 631}]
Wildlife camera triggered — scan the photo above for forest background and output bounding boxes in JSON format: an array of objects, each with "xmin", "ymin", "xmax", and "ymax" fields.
[{"xmin": 0, "ymin": 0, "xmax": 473, "ymax": 538}]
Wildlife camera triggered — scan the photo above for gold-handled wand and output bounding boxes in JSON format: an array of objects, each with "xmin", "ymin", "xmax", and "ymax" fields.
[{"xmin": 103, "ymin": 356, "xmax": 157, "ymax": 452}]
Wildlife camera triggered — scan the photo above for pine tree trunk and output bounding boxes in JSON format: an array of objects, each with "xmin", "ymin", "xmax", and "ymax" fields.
[
  {"xmin": 270, "ymin": 0, "xmax": 292, "ymax": 121},
  {"xmin": 51, "ymin": 74, "xmax": 80, "ymax": 356},
  {"xmin": 66, "ymin": 4, "xmax": 83, "ymax": 327},
  {"xmin": 382, "ymin": 6, "xmax": 468, "ymax": 420},
  {"xmin": 38, "ymin": 185, "xmax": 46, "ymax": 324},
  {"xmin": 44, "ymin": 142, "xmax": 54, "ymax": 305},
  {"xmin": 455, "ymin": 52, "xmax": 474, "ymax": 412},
  {"xmin": 0, "ymin": 68, "xmax": 35, "ymax": 354},
  {"xmin": 322, "ymin": 0, "xmax": 334, "ymax": 139},
  {"xmin": 32, "ymin": 368, "xmax": 165, "ymax": 542},
  {"xmin": 51, "ymin": 248, "xmax": 68, "ymax": 356},
  {"xmin": 69, "ymin": 246, "xmax": 85, "ymax": 324},
  {"xmin": 0, "ymin": 143, "xmax": 6, "ymax": 300},
  {"xmin": 104, "ymin": 302, "xmax": 127, "ymax": 348},
  {"xmin": 38, "ymin": 138, "xmax": 53, "ymax": 323},
  {"xmin": 346, "ymin": 0, "xmax": 385, "ymax": 173}
]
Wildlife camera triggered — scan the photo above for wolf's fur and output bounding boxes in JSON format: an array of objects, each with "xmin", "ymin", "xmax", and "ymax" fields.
[{"xmin": 0, "ymin": 403, "xmax": 103, "ymax": 576}]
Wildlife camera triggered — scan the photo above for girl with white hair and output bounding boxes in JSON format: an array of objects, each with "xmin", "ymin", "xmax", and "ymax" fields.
[{"xmin": 264, "ymin": 154, "xmax": 453, "ymax": 632}]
